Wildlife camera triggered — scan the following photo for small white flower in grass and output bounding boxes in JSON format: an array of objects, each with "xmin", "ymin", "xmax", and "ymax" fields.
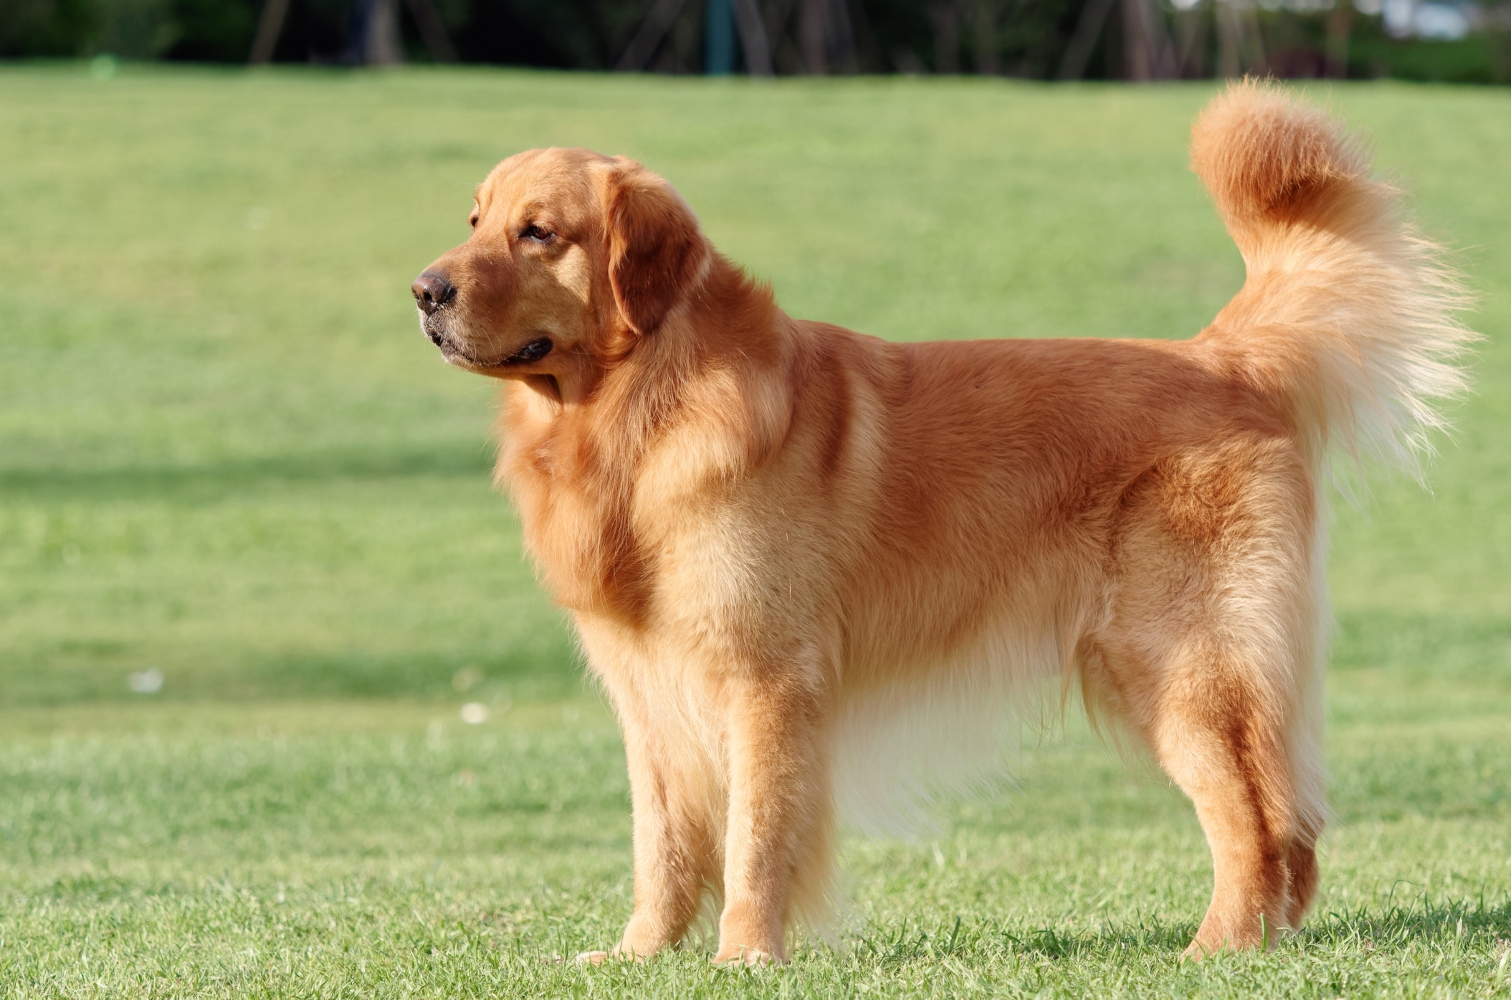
[
  {"xmin": 460, "ymin": 702, "xmax": 488, "ymax": 725},
  {"xmin": 127, "ymin": 669, "xmax": 163, "ymax": 694}
]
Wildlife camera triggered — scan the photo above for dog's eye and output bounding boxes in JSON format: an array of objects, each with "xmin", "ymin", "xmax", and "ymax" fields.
[
  {"xmin": 468, "ymin": 208, "xmax": 479, "ymax": 229},
  {"xmin": 521, "ymin": 223, "xmax": 554, "ymax": 244}
]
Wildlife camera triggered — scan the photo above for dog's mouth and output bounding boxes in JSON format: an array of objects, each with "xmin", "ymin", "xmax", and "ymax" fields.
[
  {"xmin": 505, "ymin": 337, "xmax": 554, "ymax": 364},
  {"xmin": 423, "ymin": 315, "xmax": 554, "ymax": 372}
]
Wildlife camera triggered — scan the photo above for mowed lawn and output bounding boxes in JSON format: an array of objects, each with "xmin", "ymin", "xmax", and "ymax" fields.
[{"xmin": 1, "ymin": 65, "xmax": 1508, "ymax": 997}]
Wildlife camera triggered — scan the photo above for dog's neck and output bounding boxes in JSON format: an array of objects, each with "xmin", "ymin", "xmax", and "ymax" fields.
[
  {"xmin": 502, "ymin": 256, "xmax": 783, "ymax": 458},
  {"xmin": 493, "ymin": 254, "xmax": 792, "ymax": 618}
]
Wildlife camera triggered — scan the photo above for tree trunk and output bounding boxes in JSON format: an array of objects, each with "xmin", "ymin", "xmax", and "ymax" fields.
[
  {"xmin": 1215, "ymin": 0, "xmax": 1241, "ymax": 78},
  {"xmin": 929, "ymin": 1, "xmax": 960, "ymax": 73},
  {"xmin": 617, "ymin": 0, "xmax": 691, "ymax": 71},
  {"xmin": 1057, "ymin": 0, "xmax": 1117, "ymax": 80},
  {"xmin": 404, "ymin": 0, "xmax": 457, "ymax": 62},
  {"xmin": 734, "ymin": 0, "xmax": 774, "ymax": 75},
  {"xmin": 1121, "ymin": 0, "xmax": 1152, "ymax": 80},
  {"xmin": 1325, "ymin": 1, "xmax": 1352, "ymax": 78},
  {"xmin": 350, "ymin": 0, "xmax": 403, "ymax": 65},
  {"xmin": 1121, "ymin": 0, "xmax": 1176, "ymax": 80},
  {"xmin": 973, "ymin": 0, "xmax": 999, "ymax": 74},
  {"xmin": 800, "ymin": 0, "xmax": 829, "ymax": 73},
  {"xmin": 248, "ymin": 0, "xmax": 290, "ymax": 64}
]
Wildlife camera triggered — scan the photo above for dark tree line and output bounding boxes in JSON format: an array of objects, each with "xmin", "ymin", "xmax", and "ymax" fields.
[{"xmin": 3, "ymin": 0, "xmax": 1509, "ymax": 82}]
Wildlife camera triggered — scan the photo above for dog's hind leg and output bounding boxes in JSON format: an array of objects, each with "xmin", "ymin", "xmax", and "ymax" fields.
[
  {"xmin": 1279, "ymin": 668, "xmax": 1327, "ymax": 930},
  {"xmin": 1088, "ymin": 627, "xmax": 1316, "ymax": 955},
  {"xmin": 1134, "ymin": 644, "xmax": 1303, "ymax": 956},
  {"xmin": 1283, "ymin": 821, "xmax": 1321, "ymax": 928},
  {"xmin": 1091, "ymin": 444, "xmax": 1328, "ymax": 956},
  {"xmin": 1158, "ymin": 639, "xmax": 1328, "ymax": 954}
]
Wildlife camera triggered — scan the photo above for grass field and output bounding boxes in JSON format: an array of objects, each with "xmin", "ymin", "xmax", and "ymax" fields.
[{"xmin": 1, "ymin": 65, "xmax": 1508, "ymax": 996}]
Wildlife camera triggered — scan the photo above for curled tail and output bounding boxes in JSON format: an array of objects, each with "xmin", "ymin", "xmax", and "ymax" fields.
[{"xmin": 1191, "ymin": 81, "xmax": 1476, "ymax": 474}]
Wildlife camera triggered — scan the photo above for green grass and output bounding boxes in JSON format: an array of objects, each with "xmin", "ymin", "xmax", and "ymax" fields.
[{"xmin": 1, "ymin": 65, "xmax": 1508, "ymax": 996}]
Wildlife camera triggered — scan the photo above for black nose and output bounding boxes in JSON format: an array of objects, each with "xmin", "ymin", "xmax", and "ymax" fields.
[{"xmin": 411, "ymin": 272, "xmax": 455, "ymax": 315}]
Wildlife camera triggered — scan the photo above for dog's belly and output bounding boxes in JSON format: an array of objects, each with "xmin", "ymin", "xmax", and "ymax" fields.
[
  {"xmin": 833, "ymin": 600, "xmax": 1086, "ymax": 834},
  {"xmin": 581, "ymin": 587, "xmax": 1077, "ymax": 839}
]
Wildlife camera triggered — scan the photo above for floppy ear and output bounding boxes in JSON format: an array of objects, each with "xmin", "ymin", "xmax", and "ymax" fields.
[{"xmin": 605, "ymin": 160, "xmax": 707, "ymax": 337}]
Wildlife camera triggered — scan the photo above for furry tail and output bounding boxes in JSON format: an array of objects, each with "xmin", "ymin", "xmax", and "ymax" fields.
[{"xmin": 1191, "ymin": 81, "xmax": 1476, "ymax": 474}]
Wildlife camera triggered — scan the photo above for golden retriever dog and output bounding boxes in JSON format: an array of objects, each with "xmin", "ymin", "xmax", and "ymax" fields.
[{"xmin": 411, "ymin": 82, "xmax": 1472, "ymax": 962}]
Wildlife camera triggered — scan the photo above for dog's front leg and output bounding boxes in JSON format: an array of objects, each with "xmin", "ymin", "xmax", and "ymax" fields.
[
  {"xmin": 714, "ymin": 676, "xmax": 831, "ymax": 965},
  {"xmin": 611, "ymin": 696, "xmax": 719, "ymax": 960}
]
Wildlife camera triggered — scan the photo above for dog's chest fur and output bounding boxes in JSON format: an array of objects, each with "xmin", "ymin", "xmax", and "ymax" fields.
[{"xmin": 496, "ymin": 358, "xmax": 805, "ymax": 664}]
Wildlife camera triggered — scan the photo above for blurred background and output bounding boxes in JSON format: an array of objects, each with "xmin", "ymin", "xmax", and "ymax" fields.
[
  {"xmin": 2, "ymin": 0, "xmax": 1510, "ymax": 82},
  {"xmin": 0, "ymin": 7, "xmax": 1507, "ymax": 989}
]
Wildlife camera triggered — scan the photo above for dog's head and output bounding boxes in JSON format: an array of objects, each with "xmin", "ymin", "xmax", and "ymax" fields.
[{"xmin": 411, "ymin": 148, "xmax": 709, "ymax": 381}]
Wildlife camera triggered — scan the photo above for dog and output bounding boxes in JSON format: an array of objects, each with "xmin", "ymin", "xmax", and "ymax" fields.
[{"xmin": 411, "ymin": 82, "xmax": 1472, "ymax": 963}]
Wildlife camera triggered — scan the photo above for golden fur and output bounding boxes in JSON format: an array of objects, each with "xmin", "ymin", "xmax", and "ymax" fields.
[{"xmin": 411, "ymin": 82, "xmax": 1473, "ymax": 962}]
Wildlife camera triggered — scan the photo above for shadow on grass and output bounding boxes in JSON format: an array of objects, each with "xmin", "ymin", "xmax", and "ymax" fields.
[
  {"xmin": 1304, "ymin": 892, "xmax": 1511, "ymax": 949},
  {"xmin": 850, "ymin": 891, "xmax": 1511, "ymax": 965},
  {"xmin": 852, "ymin": 913, "xmax": 1193, "ymax": 965},
  {"xmin": 0, "ymin": 444, "xmax": 496, "ymax": 500}
]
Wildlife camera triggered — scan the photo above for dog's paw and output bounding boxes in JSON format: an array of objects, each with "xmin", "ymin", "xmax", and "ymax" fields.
[
  {"xmin": 712, "ymin": 945, "xmax": 778, "ymax": 966},
  {"xmin": 573, "ymin": 950, "xmax": 611, "ymax": 966},
  {"xmin": 1180, "ymin": 940, "xmax": 1212, "ymax": 962}
]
